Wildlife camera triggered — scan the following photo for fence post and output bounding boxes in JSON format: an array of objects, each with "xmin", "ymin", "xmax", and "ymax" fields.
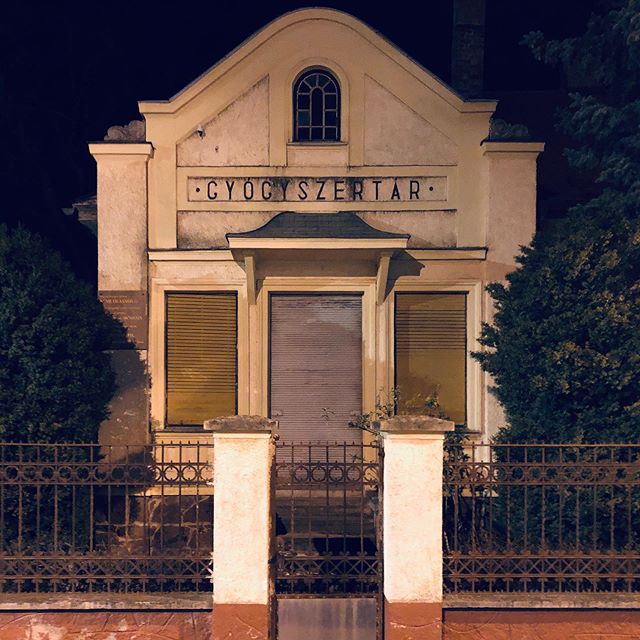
[
  {"xmin": 378, "ymin": 415, "xmax": 454, "ymax": 640},
  {"xmin": 204, "ymin": 415, "xmax": 277, "ymax": 640}
]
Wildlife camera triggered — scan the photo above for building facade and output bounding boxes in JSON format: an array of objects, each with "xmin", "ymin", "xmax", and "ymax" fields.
[{"xmin": 89, "ymin": 8, "xmax": 543, "ymax": 448}]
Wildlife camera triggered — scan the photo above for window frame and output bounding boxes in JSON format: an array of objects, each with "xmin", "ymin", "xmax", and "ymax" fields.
[
  {"xmin": 393, "ymin": 291, "xmax": 467, "ymax": 426},
  {"xmin": 149, "ymin": 281, "xmax": 248, "ymax": 432},
  {"xmin": 164, "ymin": 291, "xmax": 239, "ymax": 428},
  {"xmin": 389, "ymin": 282, "xmax": 483, "ymax": 433},
  {"xmin": 292, "ymin": 67, "xmax": 341, "ymax": 143}
]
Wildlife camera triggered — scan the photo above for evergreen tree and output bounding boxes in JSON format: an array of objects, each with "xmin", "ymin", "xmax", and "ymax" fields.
[
  {"xmin": 475, "ymin": 0, "xmax": 640, "ymax": 443},
  {"xmin": 0, "ymin": 225, "xmax": 116, "ymax": 443}
]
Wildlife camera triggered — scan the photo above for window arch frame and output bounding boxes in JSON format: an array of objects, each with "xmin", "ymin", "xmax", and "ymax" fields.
[{"xmin": 292, "ymin": 67, "xmax": 341, "ymax": 143}]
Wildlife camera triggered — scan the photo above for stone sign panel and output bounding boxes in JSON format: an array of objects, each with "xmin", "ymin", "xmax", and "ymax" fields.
[
  {"xmin": 99, "ymin": 290, "xmax": 148, "ymax": 349},
  {"xmin": 187, "ymin": 176, "xmax": 447, "ymax": 203}
]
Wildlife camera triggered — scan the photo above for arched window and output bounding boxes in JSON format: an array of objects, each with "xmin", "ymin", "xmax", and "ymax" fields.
[{"xmin": 293, "ymin": 68, "xmax": 341, "ymax": 142}]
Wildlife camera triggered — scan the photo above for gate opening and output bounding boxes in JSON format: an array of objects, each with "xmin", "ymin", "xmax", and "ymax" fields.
[{"xmin": 274, "ymin": 441, "xmax": 383, "ymax": 639}]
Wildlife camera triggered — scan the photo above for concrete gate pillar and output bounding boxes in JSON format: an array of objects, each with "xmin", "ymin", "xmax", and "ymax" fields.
[
  {"xmin": 378, "ymin": 416, "xmax": 454, "ymax": 640},
  {"xmin": 205, "ymin": 416, "xmax": 277, "ymax": 640}
]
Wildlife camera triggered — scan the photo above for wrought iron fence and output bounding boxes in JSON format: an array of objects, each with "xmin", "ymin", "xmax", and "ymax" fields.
[
  {"xmin": 0, "ymin": 442, "xmax": 213, "ymax": 593},
  {"xmin": 274, "ymin": 441, "xmax": 382, "ymax": 597},
  {"xmin": 443, "ymin": 443, "xmax": 640, "ymax": 593}
]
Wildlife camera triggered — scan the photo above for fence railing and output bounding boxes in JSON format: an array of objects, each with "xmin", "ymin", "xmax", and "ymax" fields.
[
  {"xmin": 0, "ymin": 442, "xmax": 213, "ymax": 593},
  {"xmin": 443, "ymin": 443, "xmax": 640, "ymax": 593},
  {"xmin": 3, "ymin": 439, "xmax": 640, "ymax": 597}
]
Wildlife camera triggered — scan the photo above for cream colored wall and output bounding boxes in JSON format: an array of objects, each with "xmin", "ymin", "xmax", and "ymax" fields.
[
  {"xmin": 363, "ymin": 77, "xmax": 457, "ymax": 166},
  {"xmin": 383, "ymin": 432, "xmax": 447, "ymax": 603},
  {"xmin": 361, "ymin": 211, "xmax": 456, "ymax": 247},
  {"xmin": 93, "ymin": 148, "xmax": 150, "ymax": 291},
  {"xmin": 177, "ymin": 211, "xmax": 274, "ymax": 248},
  {"xmin": 176, "ymin": 210, "xmax": 456, "ymax": 249},
  {"xmin": 212, "ymin": 432, "xmax": 272, "ymax": 604},
  {"xmin": 177, "ymin": 78, "xmax": 269, "ymax": 167},
  {"xmin": 146, "ymin": 254, "xmax": 493, "ymax": 435},
  {"xmin": 140, "ymin": 9, "xmax": 497, "ymax": 249},
  {"xmin": 484, "ymin": 142, "xmax": 543, "ymax": 267},
  {"xmin": 90, "ymin": 144, "xmax": 153, "ymax": 445},
  {"xmin": 90, "ymin": 9, "xmax": 545, "ymax": 442}
]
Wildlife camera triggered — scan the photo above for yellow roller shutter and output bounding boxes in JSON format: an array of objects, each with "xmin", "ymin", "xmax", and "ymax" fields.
[
  {"xmin": 395, "ymin": 293, "xmax": 466, "ymax": 425},
  {"xmin": 166, "ymin": 293, "xmax": 237, "ymax": 426}
]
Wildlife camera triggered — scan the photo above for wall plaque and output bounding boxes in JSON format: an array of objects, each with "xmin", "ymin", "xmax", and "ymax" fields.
[
  {"xmin": 99, "ymin": 290, "xmax": 148, "ymax": 349},
  {"xmin": 187, "ymin": 175, "xmax": 447, "ymax": 203}
]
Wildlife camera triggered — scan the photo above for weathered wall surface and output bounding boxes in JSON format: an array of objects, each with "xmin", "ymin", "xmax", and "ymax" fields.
[
  {"xmin": 443, "ymin": 609, "xmax": 640, "ymax": 639},
  {"xmin": 0, "ymin": 611, "xmax": 211, "ymax": 640},
  {"xmin": 178, "ymin": 211, "xmax": 275, "ymax": 248},
  {"xmin": 96, "ymin": 155, "xmax": 149, "ymax": 292},
  {"xmin": 92, "ymin": 146, "xmax": 152, "ymax": 447},
  {"xmin": 99, "ymin": 350, "xmax": 149, "ymax": 446},
  {"xmin": 363, "ymin": 77, "xmax": 457, "ymax": 166},
  {"xmin": 361, "ymin": 211, "xmax": 456, "ymax": 247},
  {"xmin": 177, "ymin": 78, "xmax": 269, "ymax": 167},
  {"xmin": 177, "ymin": 211, "xmax": 457, "ymax": 249},
  {"xmin": 3, "ymin": 607, "xmax": 638, "ymax": 639},
  {"xmin": 484, "ymin": 146, "xmax": 538, "ymax": 267}
]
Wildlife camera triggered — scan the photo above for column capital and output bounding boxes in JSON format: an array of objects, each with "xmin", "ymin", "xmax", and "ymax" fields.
[
  {"xmin": 375, "ymin": 415, "xmax": 455, "ymax": 435},
  {"xmin": 203, "ymin": 415, "xmax": 276, "ymax": 434},
  {"xmin": 89, "ymin": 142, "xmax": 154, "ymax": 160}
]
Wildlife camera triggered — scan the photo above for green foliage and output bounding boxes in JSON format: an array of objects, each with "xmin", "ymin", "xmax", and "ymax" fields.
[
  {"xmin": 348, "ymin": 389, "xmax": 398, "ymax": 436},
  {"xmin": 349, "ymin": 389, "xmax": 471, "ymax": 462},
  {"xmin": 524, "ymin": 1, "xmax": 640, "ymax": 193},
  {"xmin": 0, "ymin": 225, "xmax": 116, "ymax": 443},
  {"xmin": 475, "ymin": 1, "xmax": 640, "ymax": 444}
]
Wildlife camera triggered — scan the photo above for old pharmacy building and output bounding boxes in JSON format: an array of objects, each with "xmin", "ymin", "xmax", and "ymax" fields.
[{"xmin": 89, "ymin": 8, "xmax": 544, "ymax": 640}]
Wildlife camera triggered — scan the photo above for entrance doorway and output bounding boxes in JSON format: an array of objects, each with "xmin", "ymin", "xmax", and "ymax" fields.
[
  {"xmin": 269, "ymin": 294, "xmax": 363, "ymax": 443},
  {"xmin": 269, "ymin": 294, "xmax": 381, "ymax": 639}
]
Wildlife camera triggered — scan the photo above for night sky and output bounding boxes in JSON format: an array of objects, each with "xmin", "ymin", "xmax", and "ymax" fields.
[{"xmin": 0, "ymin": 0, "xmax": 597, "ymax": 282}]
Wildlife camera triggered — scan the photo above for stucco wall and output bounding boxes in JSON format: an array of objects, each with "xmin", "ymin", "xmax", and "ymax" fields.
[
  {"xmin": 92, "ymin": 9, "xmax": 543, "ymax": 440},
  {"xmin": 96, "ymin": 155, "xmax": 148, "ymax": 291},
  {"xmin": 99, "ymin": 350, "xmax": 149, "ymax": 446},
  {"xmin": 485, "ymin": 148, "xmax": 538, "ymax": 266},
  {"xmin": 363, "ymin": 77, "xmax": 457, "ymax": 166},
  {"xmin": 177, "ymin": 210, "xmax": 456, "ymax": 249},
  {"xmin": 361, "ymin": 211, "xmax": 456, "ymax": 247},
  {"xmin": 177, "ymin": 78, "xmax": 269, "ymax": 167},
  {"xmin": 178, "ymin": 211, "xmax": 274, "ymax": 248}
]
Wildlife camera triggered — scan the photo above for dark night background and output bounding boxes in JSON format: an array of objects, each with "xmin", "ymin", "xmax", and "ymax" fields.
[{"xmin": 0, "ymin": 0, "xmax": 598, "ymax": 284}]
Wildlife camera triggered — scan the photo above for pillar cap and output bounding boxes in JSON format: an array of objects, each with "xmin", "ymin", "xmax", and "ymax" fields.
[
  {"xmin": 203, "ymin": 415, "xmax": 276, "ymax": 434},
  {"xmin": 375, "ymin": 415, "xmax": 455, "ymax": 434}
]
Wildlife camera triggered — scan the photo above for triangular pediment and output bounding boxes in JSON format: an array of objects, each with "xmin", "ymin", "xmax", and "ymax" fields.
[
  {"xmin": 364, "ymin": 77, "xmax": 457, "ymax": 166},
  {"xmin": 140, "ymin": 8, "xmax": 496, "ymax": 151}
]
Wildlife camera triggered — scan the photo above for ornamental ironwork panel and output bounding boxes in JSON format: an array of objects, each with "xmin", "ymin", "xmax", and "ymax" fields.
[
  {"xmin": 274, "ymin": 441, "xmax": 382, "ymax": 597},
  {"xmin": 0, "ymin": 442, "xmax": 213, "ymax": 593},
  {"xmin": 443, "ymin": 443, "xmax": 640, "ymax": 593}
]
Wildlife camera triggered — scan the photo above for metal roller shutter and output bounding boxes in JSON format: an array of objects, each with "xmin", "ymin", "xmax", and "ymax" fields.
[
  {"xmin": 394, "ymin": 292, "xmax": 466, "ymax": 425},
  {"xmin": 270, "ymin": 294, "xmax": 362, "ymax": 443},
  {"xmin": 166, "ymin": 292, "xmax": 237, "ymax": 426}
]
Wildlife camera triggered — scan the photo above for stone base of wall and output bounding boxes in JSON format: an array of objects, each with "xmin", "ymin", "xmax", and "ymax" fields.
[
  {"xmin": 444, "ymin": 609, "xmax": 640, "ymax": 640},
  {"xmin": 0, "ymin": 611, "xmax": 211, "ymax": 640},
  {"xmin": 2, "ymin": 602, "xmax": 639, "ymax": 639}
]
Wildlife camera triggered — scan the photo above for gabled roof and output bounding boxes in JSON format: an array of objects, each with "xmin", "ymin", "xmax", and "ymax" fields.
[{"xmin": 139, "ymin": 8, "xmax": 496, "ymax": 116}]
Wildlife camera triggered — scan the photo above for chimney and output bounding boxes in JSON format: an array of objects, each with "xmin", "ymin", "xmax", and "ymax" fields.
[{"xmin": 451, "ymin": 0, "xmax": 486, "ymax": 98}]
